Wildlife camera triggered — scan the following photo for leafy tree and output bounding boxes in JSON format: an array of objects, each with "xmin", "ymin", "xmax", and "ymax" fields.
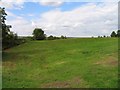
[
  {"xmin": 1, "ymin": 7, "xmax": 9, "ymax": 44},
  {"xmin": 0, "ymin": 7, "xmax": 20, "ymax": 49},
  {"xmin": 111, "ymin": 31, "xmax": 117, "ymax": 37},
  {"xmin": 32, "ymin": 28, "xmax": 46, "ymax": 40},
  {"xmin": 1, "ymin": 7, "xmax": 12, "ymax": 49},
  {"xmin": 61, "ymin": 35, "xmax": 64, "ymax": 39},
  {"xmin": 117, "ymin": 30, "xmax": 120, "ymax": 37}
]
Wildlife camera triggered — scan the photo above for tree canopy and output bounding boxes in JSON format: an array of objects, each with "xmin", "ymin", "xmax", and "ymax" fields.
[
  {"xmin": 117, "ymin": 30, "xmax": 120, "ymax": 37},
  {"xmin": 110, "ymin": 30, "xmax": 120, "ymax": 37},
  {"xmin": 1, "ymin": 7, "xmax": 24, "ymax": 50},
  {"xmin": 111, "ymin": 31, "xmax": 117, "ymax": 37},
  {"xmin": 32, "ymin": 28, "xmax": 46, "ymax": 40}
]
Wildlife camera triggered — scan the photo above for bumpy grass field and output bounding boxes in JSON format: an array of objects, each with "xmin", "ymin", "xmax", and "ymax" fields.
[{"xmin": 2, "ymin": 38, "xmax": 118, "ymax": 88}]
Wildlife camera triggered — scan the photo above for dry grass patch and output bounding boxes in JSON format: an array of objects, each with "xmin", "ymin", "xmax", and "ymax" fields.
[
  {"xmin": 41, "ymin": 76, "xmax": 89, "ymax": 88},
  {"xmin": 2, "ymin": 61, "xmax": 16, "ymax": 68},
  {"xmin": 46, "ymin": 61, "xmax": 67, "ymax": 68},
  {"xmin": 94, "ymin": 56, "xmax": 118, "ymax": 66}
]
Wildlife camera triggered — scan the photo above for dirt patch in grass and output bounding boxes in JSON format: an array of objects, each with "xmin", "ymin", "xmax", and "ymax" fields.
[
  {"xmin": 108, "ymin": 60, "xmax": 118, "ymax": 65},
  {"xmin": 41, "ymin": 82, "xmax": 70, "ymax": 88},
  {"xmin": 41, "ymin": 77, "xmax": 88, "ymax": 88},
  {"xmin": 2, "ymin": 61, "xmax": 16, "ymax": 68},
  {"xmin": 94, "ymin": 56, "xmax": 118, "ymax": 66}
]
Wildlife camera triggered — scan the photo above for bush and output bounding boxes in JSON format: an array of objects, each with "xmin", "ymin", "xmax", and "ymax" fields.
[
  {"xmin": 61, "ymin": 35, "xmax": 67, "ymax": 39},
  {"xmin": 47, "ymin": 35, "xmax": 54, "ymax": 40}
]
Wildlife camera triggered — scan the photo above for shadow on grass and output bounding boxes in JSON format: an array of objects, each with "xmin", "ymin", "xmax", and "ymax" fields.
[{"xmin": 2, "ymin": 48, "xmax": 47, "ymax": 63}]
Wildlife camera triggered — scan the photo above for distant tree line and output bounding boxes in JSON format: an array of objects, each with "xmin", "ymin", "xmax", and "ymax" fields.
[
  {"xmin": 33, "ymin": 28, "xmax": 120, "ymax": 40},
  {"xmin": 1, "ymin": 7, "xmax": 25, "ymax": 50},
  {"xmin": 98, "ymin": 30, "xmax": 120, "ymax": 38},
  {"xmin": 32, "ymin": 28, "xmax": 67, "ymax": 40},
  {"xmin": 47, "ymin": 35, "xmax": 67, "ymax": 40},
  {"xmin": 98, "ymin": 35, "xmax": 110, "ymax": 38}
]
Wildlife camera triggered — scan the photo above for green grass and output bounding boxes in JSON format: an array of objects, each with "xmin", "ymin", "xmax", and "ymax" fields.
[{"xmin": 2, "ymin": 38, "xmax": 118, "ymax": 88}]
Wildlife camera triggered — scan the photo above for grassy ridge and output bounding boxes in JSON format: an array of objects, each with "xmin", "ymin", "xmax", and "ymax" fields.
[{"xmin": 2, "ymin": 38, "xmax": 118, "ymax": 88}]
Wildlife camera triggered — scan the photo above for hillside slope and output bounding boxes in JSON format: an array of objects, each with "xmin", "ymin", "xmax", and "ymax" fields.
[{"xmin": 2, "ymin": 38, "xmax": 118, "ymax": 88}]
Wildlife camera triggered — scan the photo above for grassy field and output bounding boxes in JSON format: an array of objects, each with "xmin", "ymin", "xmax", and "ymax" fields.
[{"xmin": 2, "ymin": 38, "xmax": 118, "ymax": 88}]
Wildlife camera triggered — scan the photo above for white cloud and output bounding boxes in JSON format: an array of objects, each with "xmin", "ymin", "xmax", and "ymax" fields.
[
  {"xmin": 6, "ymin": 2, "xmax": 118, "ymax": 37},
  {"xmin": 0, "ymin": 0, "xmax": 24, "ymax": 9},
  {"xmin": 6, "ymin": 12, "xmax": 34, "ymax": 36},
  {"xmin": 6, "ymin": 17, "xmax": 34, "ymax": 36},
  {"xmin": 0, "ymin": 0, "xmax": 63, "ymax": 9},
  {"xmin": 40, "ymin": 1, "xmax": 63, "ymax": 6},
  {"xmin": 33, "ymin": 2, "xmax": 118, "ymax": 37}
]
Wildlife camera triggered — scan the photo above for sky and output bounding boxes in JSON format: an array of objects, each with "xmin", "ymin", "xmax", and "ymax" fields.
[{"xmin": 0, "ymin": 0, "xmax": 119, "ymax": 37}]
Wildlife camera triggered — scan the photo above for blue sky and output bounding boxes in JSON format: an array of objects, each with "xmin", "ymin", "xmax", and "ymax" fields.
[
  {"xmin": 0, "ymin": 1, "xmax": 118, "ymax": 37},
  {"xmin": 6, "ymin": 2, "xmax": 90, "ymax": 20}
]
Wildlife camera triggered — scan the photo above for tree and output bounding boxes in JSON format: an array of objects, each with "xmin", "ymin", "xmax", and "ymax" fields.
[
  {"xmin": 54, "ymin": 36, "xmax": 60, "ymax": 39},
  {"xmin": 1, "ymin": 7, "xmax": 9, "ymax": 43},
  {"xmin": 111, "ymin": 31, "xmax": 117, "ymax": 37},
  {"xmin": 98, "ymin": 36, "xmax": 100, "ymax": 38},
  {"xmin": 47, "ymin": 35, "xmax": 54, "ymax": 40},
  {"xmin": 1, "ymin": 7, "xmax": 19, "ymax": 49},
  {"xmin": 117, "ymin": 30, "xmax": 120, "ymax": 37},
  {"xmin": 1, "ymin": 7, "xmax": 13, "ymax": 49},
  {"xmin": 32, "ymin": 28, "xmax": 46, "ymax": 40},
  {"xmin": 103, "ymin": 35, "xmax": 106, "ymax": 38},
  {"xmin": 60, "ymin": 35, "xmax": 67, "ymax": 39},
  {"xmin": 64, "ymin": 36, "xmax": 67, "ymax": 39},
  {"xmin": 61, "ymin": 35, "xmax": 64, "ymax": 39}
]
